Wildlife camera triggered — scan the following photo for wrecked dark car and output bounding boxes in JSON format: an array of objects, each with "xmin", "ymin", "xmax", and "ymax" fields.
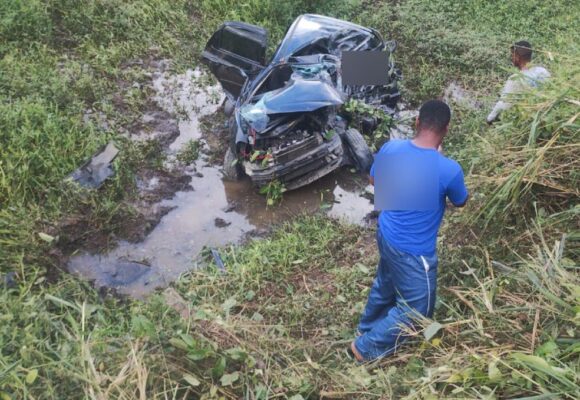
[{"xmin": 202, "ymin": 14, "xmax": 400, "ymax": 190}]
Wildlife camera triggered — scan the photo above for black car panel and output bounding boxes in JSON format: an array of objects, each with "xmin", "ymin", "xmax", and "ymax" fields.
[{"xmin": 202, "ymin": 21, "xmax": 267, "ymax": 99}]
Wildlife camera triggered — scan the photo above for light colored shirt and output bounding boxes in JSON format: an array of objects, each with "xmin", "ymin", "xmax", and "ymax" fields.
[{"xmin": 487, "ymin": 66, "xmax": 550, "ymax": 123}]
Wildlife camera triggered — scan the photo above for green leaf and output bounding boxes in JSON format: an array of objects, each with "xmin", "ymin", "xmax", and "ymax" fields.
[
  {"xmin": 488, "ymin": 360, "xmax": 501, "ymax": 382},
  {"xmin": 45, "ymin": 294, "xmax": 78, "ymax": 311},
  {"xmin": 254, "ymin": 384, "xmax": 268, "ymax": 400},
  {"xmin": 220, "ymin": 371, "xmax": 239, "ymax": 386},
  {"xmin": 25, "ymin": 369, "xmax": 38, "ymax": 384},
  {"xmin": 212, "ymin": 357, "xmax": 226, "ymax": 379},
  {"xmin": 511, "ymin": 352, "xmax": 576, "ymax": 389},
  {"xmin": 349, "ymin": 365, "xmax": 372, "ymax": 387},
  {"xmin": 423, "ymin": 321, "xmax": 443, "ymax": 341},
  {"xmin": 169, "ymin": 337, "xmax": 189, "ymax": 351},
  {"xmin": 535, "ymin": 341, "xmax": 559, "ymax": 358},
  {"xmin": 250, "ymin": 151, "xmax": 260, "ymax": 162},
  {"xmin": 251, "ymin": 312, "xmax": 264, "ymax": 322},
  {"xmin": 319, "ymin": 202, "xmax": 332, "ymax": 210},
  {"xmin": 512, "ymin": 353, "xmax": 551, "ymax": 370},
  {"xmin": 187, "ymin": 348, "xmax": 211, "ymax": 361},
  {"xmin": 183, "ymin": 373, "xmax": 201, "ymax": 387},
  {"xmin": 38, "ymin": 232, "xmax": 55, "ymax": 243},
  {"xmin": 131, "ymin": 315, "xmax": 155, "ymax": 337},
  {"xmin": 226, "ymin": 347, "xmax": 247, "ymax": 361},
  {"xmin": 179, "ymin": 333, "xmax": 196, "ymax": 348},
  {"xmin": 356, "ymin": 263, "xmax": 370, "ymax": 274},
  {"xmin": 222, "ymin": 297, "xmax": 237, "ymax": 314}
]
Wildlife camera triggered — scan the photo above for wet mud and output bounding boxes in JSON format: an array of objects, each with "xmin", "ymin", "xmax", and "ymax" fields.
[{"xmin": 68, "ymin": 65, "xmax": 376, "ymax": 298}]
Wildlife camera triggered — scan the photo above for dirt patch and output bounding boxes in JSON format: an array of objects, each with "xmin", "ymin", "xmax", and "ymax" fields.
[
  {"xmin": 58, "ymin": 60, "xmax": 195, "ymax": 259},
  {"xmin": 129, "ymin": 110, "xmax": 181, "ymax": 148},
  {"xmin": 198, "ymin": 111, "xmax": 230, "ymax": 164}
]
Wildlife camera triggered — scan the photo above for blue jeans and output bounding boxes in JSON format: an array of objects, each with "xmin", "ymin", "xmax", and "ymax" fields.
[{"xmin": 354, "ymin": 230, "xmax": 438, "ymax": 361}]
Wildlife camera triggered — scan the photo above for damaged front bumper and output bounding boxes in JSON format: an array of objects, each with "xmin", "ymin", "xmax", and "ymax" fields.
[{"xmin": 243, "ymin": 132, "xmax": 343, "ymax": 190}]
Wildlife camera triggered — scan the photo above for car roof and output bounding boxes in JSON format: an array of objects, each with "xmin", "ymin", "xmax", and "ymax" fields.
[{"xmin": 270, "ymin": 14, "xmax": 381, "ymax": 63}]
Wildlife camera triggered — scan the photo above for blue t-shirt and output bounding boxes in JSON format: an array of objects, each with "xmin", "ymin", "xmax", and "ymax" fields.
[{"xmin": 370, "ymin": 139, "xmax": 468, "ymax": 256}]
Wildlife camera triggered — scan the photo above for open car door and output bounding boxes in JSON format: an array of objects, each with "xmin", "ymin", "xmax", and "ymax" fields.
[{"xmin": 201, "ymin": 22, "xmax": 267, "ymax": 100}]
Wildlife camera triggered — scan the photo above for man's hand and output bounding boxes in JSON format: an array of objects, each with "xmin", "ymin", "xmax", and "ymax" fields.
[
  {"xmin": 451, "ymin": 194, "xmax": 469, "ymax": 208},
  {"xmin": 369, "ymin": 175, "xmax": 374, "ymax": 186}
]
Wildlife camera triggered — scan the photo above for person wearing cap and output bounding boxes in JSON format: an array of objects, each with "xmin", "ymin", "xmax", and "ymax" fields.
[{"xmin": 486, "ymin": 40, "xmax": 550, "ymax": 124}]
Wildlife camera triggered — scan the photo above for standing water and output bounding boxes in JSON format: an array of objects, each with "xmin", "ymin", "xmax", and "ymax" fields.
[{"xmin": 68, "ymin": 68, "xmax": 374, "ymax": 298}]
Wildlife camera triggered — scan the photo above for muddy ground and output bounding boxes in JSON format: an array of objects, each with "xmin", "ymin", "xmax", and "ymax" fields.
[{"xmin": 62, "ymin": 60, "xmax": 382, "ymax": 298}]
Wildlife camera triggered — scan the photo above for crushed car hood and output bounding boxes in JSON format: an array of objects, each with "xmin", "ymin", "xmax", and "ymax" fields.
[
  {"xmin": 240, "ymin": 55, "xmax": 344, "ymax": 132},
  {"xmin": 240, "ymin": 77, "xmax": 343, "ymax": 132},
  {"xmin": 260, "ymin": 79, "xmax": 343, "ymax": 113}
]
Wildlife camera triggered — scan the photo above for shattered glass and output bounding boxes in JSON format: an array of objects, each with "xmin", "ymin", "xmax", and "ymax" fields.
[{"xmin": 240, "ymin": 96, "xmax": 269, "ymax": 132}]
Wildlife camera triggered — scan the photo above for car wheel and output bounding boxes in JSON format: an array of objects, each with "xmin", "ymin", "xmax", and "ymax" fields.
[
  {"xmin": 223, "ymin": 98, "xmax": 235, "ymax": 117},
  {"xmin": 223, "ymin": 147, "xmax": 241, "ymax": 180},
  {"xmin": 343, "ymin": 128, "xmax": 373, "ymax": 172}
]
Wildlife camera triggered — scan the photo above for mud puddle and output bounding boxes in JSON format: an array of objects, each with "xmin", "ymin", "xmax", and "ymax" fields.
[{"xmin": 68, "ymin": 67, "xmax": 374, "ymax": 298}]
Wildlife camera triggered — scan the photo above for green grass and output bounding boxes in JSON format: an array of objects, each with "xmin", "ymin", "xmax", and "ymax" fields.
[
  {"xmin": 353, "ymin": 0, "xmax": 580, "ymax": 103},
  {"xmin": 176, "ymin": 139, "xmax": 201, "ymax": 165},
  {"xmin": 1, "ymin": 0, "xmax": 578, "ymax": 398},
  {"xmin": 3, "ymin": 216, "xmax": 576, "ymax": 398},
  {"xmin": 0, "ymin": 0, "xmax": 201, "ymax": 273}
]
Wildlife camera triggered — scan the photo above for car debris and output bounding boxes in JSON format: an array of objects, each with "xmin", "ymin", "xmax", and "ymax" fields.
[
  {"xmin": 210, "ymin": 248, "xmax": 226, "ymax": 274},
  {"xmin": 202, "ymin": 14, "xmax": 401, "ymax": 190},
  {"xmin": 67, "ymin": 141, "xmax": 119, "ymax": 189}
]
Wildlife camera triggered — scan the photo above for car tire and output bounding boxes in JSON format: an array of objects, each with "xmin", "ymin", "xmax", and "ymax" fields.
[
  {"xmin": 343, "ymin": 128, "xmax": 373, "ymax": 172},
  {"xmin": 223, "ymin": 147, "xmax": 241, "ymax": 180},
  {"xmin": 223, "ymin": 98, "xmax": 235, "ymax": 117}
]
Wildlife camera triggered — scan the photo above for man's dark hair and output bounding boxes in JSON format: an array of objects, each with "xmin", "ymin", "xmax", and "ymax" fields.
[
  {"xmin": 418, "ymin": 100, "xmax": 451, "ymax": 134},
  {"xmin": 511, "ymin": 40, "xmax": 532, "ymax": 62}
]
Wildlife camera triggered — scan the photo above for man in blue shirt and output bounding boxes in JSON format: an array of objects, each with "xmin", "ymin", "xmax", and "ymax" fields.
[{"xmin": 351, "ymin": 100, "xmax": 468, "ymax": 361}]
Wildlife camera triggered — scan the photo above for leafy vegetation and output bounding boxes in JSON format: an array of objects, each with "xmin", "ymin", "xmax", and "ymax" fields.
[
  {"xmin": 343, "ymin": 99, "xmax": 394, "ymax": 151},
  {"xmin": 177, "ymin": 139, "xmax": 201, "ymax": 165},
  {"xmin": 259, "ymin": 180, "xmax": 286, "ymax": 207},
  {"xmin": 1, "ymin": 0, "xmax": 578, "ymax": 399}
]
